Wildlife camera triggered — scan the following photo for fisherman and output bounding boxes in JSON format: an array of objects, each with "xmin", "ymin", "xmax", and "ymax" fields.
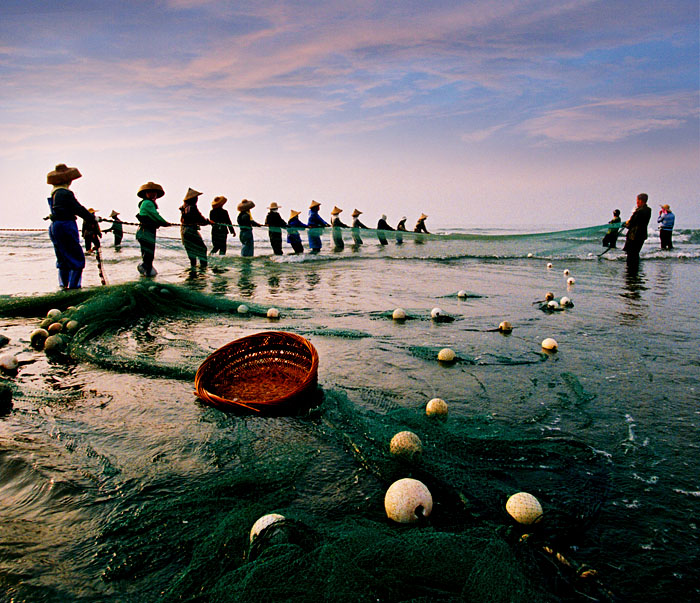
[
  {"xmin": 657, "ymin": 204, "xmax": 675, "ymax": 250},
  {"xmin": 237, "ymin": 199, "xmax": 260, "ymax": 257},
  {"xmin": 602, "ymin": 209, "xmax": 622, "ymax": 248},
  {"xmin": 209, "ymin": 196, "xmax": 235, "ymax": 255},
  {"xmin": 351, "ymin": 209, "xmax": 368, "ymax": 247},
  {"xmin": 45, "ymin": 163, "xmax": 98, "ymax": 289},
  {"xmin": 623, "ymin": 193, "xmax": 652, "ymax": 268},
  {"xmin": 330, "ymin": 206, "xmax": 348, "ymax": 251},
  {"xmin": 287, "ymin": 210, "xmax": 306, "ymax": 254},
  {"xmin": 395, "ymin": 216, "xmax": 407, "ymax": 244},
  {"xmin": 180, "ymin": 188, "xmax": 211, "ymax": 269},
  {"xmin": 82, "ymin": 208, "xmax": 102, "ymax": 253},
  {"xmin": 265, "ymin": 202, "xmax": 287, "ymax": 255},
  {"xmin": 376, "ymin": 214, "xmax": 394, "ymax": 245},
  {"xmin": 307, "ymin": 200, "xmax": 328, "ymax": 253},
  {"xmin": 414, "ymin": 213, "xmax": 429, "ymax": 233},
  {"xmin": 102, "ymin": 210, "xmax": 123, "ymax": 246},
  {"xmin": 135, "ymin": 181, "xmax": 170, "ymax": 277}
]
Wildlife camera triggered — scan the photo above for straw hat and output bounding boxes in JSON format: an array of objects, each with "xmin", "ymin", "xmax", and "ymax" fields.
[
  {"xmin": 183, "ymin": 187, "xmax": 202, "ymax": 202},
  {"xmin": 309, "ymin": 200, "xmax": 321, "ymax": 209},
  {"xmin": 419, "ymin": 213, "xmax": 428, "ymax": 220},
  {"xmin": 137, "ymin": 182, "xmax": 165, "ymax": 199},
  {"xmin": 212, "ymin": 196, "xmax": 227, "ymax": 208},
  {"xmin": 400, "ymin": 216, "xmax": 406, "ymax": 221},
  {"xmin": 330, "ymin": 206, "xmax": 343, "ymax": 215},
  {"xmin": 47, "ymin": 164, "xmax": 82, "ymax": 185},
  {"xmin": 660, "ymin": 204, "xmax": 671, "ymax": 211},
  {"xmin": 110, "ymin": 210, "xmax": 120, "ymax": 218},
  {"xmin": 267, "ymin": 202, "xmax": 281, "ymax": 210},
  {"xmin": 237, "ymin": 199, "xmax": 255, "ymax": 212},
  {"xmin": 289, "ymin": 210, "xmax": 301, "ymax": 220},
  {"xmin": 88, "ymin": 208, "xmax": 98, "ymax": 213},
  {"xmin": 352, "ymin": 209, "xmax": 362, "ymax": 217}
]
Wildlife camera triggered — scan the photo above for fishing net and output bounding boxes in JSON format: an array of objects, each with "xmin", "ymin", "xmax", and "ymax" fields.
[{"xmin": 0, "ymin": 282, "xmax": 615, "ymax": 602}]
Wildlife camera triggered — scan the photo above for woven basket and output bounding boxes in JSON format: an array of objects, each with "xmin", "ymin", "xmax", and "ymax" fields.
[{"xmin": 195, "ymin": 331, "xmax": 319, "ymax": 413}]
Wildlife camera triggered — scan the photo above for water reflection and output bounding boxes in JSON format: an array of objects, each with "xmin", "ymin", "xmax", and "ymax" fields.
[
  {"xmin": 619, "ymin": 263, "xmax": 648, "ymax": 324},
  {"xmin": 237, "ymin": 261, "xmax": 256, "ymax": 298},
  {"xmin": 210, "ymin": 266, "xmax": 230, "ymax": 295}
]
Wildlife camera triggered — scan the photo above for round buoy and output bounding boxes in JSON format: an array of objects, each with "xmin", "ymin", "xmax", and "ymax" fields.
[
  {"xmin": 47, "ymin": 309, "xmax": 62, "ymax": 321},
  {"xmin": 498, "ymin": 321, "xmax": 513, "ymax": 333},
  {"xmin": 384, "ymin": 478, "xmax": 433, "ymax": 523},
  {"xmin": 249, "ymin": 513, "xmax": 285, "ymax": 543},
  {"xmin": 65, "ymin": 320, "xmax": 80, "ymax": 333},
  {"xmin": 457, "ymin": 290, "xmax": 467, "ymax": 298},
  {"xmin": 389, "ymin": 431, "xmax": 423, "ymax": 459},
  {"xmin": 392, "ymin": 308, "xmax": 407, "ymax": 321},
  {"xmin": 563, "ymin": 269, "xmax": 570, "ymax": 276},
  {"xmin": 527, "ymin": 253, "xmax": 533, "ymax": 258},
  {"xmin": 267, "ymin": 308, "xmax": 280, "ymax": 319},
  {"xmin": 237, "ymin": 304, "xmax": 249, "ymax": 315},
  {"xmin": 437, "ymin": 348, "xmax": 456, "ymax": 363},
  {"xmin": 0, "ymin": 354, "xmax": 19, "ymax": 372},
  {"xmin": 559, "ymin": 296, "xmax": 571, "ymax": 307},
  {"xmin": 547, "ymin": 300, "xmax": 560, "ymax": 310},
  {"xmin": 506, "ymin": 492, "xmax": 543, "ymax": 525},
  {"xmin": 426, "ymin": 398, "xmax": 448, "ymax": 417},
  {"xmin": 39, "ymin": 317, "xmax": 53, "ymax": 329},
  {"xmin": 430, "ymin": 307, "xmax": 443, "ymax": 319},
  {"xmin": 43, "ymin": 335, "xmax": 65, "ymax": 353},
  {"xmin": 567, "ymin": 277, "xmax": 575, "ymax": 286},
  {"xmin": 541, "ymin": 338, "xmax": 558, "ymax": 351},
  {"xmin": 544, "ymin": 292, "xmax": 554, "ymax": 301},
  {"xmin": 546, "ymin": 263, "xmax": 553, "ymax": 269},
  {"xmin": 48, "ymin": 322, "xmax": 63, "ymax": 335},
  {"xmin": 30, "ymin": 328, "xmax": 49, "ymax": 349}
]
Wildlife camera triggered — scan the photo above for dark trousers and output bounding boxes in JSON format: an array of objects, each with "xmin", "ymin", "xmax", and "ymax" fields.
[{"xmin": 659, "ymin": 230, "xmax": 673, "ymax": 250}]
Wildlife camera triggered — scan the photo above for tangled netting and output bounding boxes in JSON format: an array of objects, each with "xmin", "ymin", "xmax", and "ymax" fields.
[{"xmin": 1, "ymin": 283, "xmax": 616, "ymax": 602}]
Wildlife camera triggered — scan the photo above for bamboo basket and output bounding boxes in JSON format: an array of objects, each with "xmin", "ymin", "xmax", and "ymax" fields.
[{"xmin": 195, "ymin": 331, "xmax": 319, "ymax": 413}]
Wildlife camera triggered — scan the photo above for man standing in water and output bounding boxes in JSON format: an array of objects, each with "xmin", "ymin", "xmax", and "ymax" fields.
[{"xmin": 623, "ymin": 193, "xmax": 652, "ymax": 268}]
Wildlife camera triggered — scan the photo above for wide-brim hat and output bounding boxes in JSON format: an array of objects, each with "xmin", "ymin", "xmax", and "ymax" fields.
[
  {"xmin": 237, "ymin": 199, "xmax": 255, "ymax": 211},
  {"xmin": 289, "ymin": 210, "xmax": 301, "ymax": 220},
  {"xmin": 267, "ymin": 202, "xmax": 281, "ymax": 210},
  {"xmin": 110, "ymin": 210, "xmax": 120, "ymax": 218},
  {"xmin": 88, "ymin": 208, "xmax": 98, "ymax": 213},
  {"xmin": 183, "ymin": 187, "xmax": 202, "ymax": 202},
  {"xmin": 330, "ymin": 206, "xmax": 342, "ymax": 215},
  {"xmin": 309, "ymin": 200, "xmax": 321, "ymax": 209},
  {"xmin": 660, "ymin": 204, "xmax": 671, "ymax": 211},
  {"xmin": 212, "ymin": 196, "xmax": 227, "ymax": 208},
  {"xmin": 352, "ymin": 209, "xmax": 362, "ymax": 217},
  {"xmin": 419, "ymin": 213, "xmax": 428, "ymax": 220},
  {"xmin": 137, "ymin": 181, "xmax": 165, "ymax": 199},
  {"xmin": 47, "ymin": 164, "xmax": 82, "ymax": 185}
]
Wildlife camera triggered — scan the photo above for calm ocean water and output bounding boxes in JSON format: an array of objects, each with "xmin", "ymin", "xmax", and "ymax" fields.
[{"xmin": 1, "ymin": 223, "xmax": 699, "ymax": 601}]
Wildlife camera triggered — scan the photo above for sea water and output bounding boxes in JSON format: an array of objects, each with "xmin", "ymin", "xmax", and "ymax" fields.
[{"xmin": 0, "ymin": 223, "xmax": 699, "ymax": 601}]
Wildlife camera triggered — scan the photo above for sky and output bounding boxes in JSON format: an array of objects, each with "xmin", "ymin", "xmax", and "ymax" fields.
[{"xmin": 1, "ymin": 0, "xmax": 698, "ymax": 229}]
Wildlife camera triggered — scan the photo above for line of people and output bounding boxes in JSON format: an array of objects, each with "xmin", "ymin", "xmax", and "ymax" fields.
[{"xmin": 44, "ymin": 163, "xmax": 433, "ymax": 288}]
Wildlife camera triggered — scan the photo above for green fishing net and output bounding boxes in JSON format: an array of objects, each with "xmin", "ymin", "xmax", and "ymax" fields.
[{"xmin": 0, "ymin": 283, "xmax": 615, "ymax": 602}]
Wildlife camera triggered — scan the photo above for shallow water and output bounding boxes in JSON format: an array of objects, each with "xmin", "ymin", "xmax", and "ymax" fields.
[{"xmin": 1, "ymin": 225, "xmax": 699, "ymax": 601}]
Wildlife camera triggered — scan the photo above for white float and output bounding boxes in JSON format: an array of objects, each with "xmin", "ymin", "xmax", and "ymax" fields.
[
  {"xmin": 430, "ymin": 307, "xmax": 443, "ymax": 319},
  {"xmin": 384, "ymin": 478, "xmax": 433, "ymax": 523},
  {"xmin": 237, "ymin": 304, "xmax": 249, "ymax": 314},
  {"xmin": 0, "ymin": 354, "xmax": 19, "ymax": 371},
  {"xmin": 389, "ymin": 431, "xmax": 423, "ymax": 458},
  {"xmin": 506, "ymin": 492, "xmax": 543, "ymax": 525},
  {"xmin": 249, "ymin": 513, "xmax": 286, "ymax": 543},
  {"xmin": 437, "ymin": 348, "xmax": 456, "ymax": 362},
  {"xmin": 498, "ymin": 321, "xmax": 513, "ymax": 333},
  {"xmin": 541, "ymin": 338, "xmax": 558, "ymax": 351},
  {"xmin": 392, "ymin": 308, "xmax": 407, "ymax": 321},
  {"xmin": 426, "ymin": 398, "xmax": 448, "ymax": 417},
  {"xmin": 267, "ymin": 308, "xmax": 280, "ymax": 319}
]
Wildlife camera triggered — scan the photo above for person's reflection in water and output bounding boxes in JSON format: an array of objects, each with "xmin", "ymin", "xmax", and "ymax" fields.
[
  {"xmin": 619, "ymin": 263, "xmax": 648, "ymax": 324},
  {"xmin": 305, "ymin": 269, "xmax": 321, "ymax": 291},
  {"xmin": 237, "ymin": 260, "xmax": 256, "ymax": 298},
  {"xmin": 267, "ymin": 261, "xmax": 281, "ymax": 295},
  {"xmin": 211, "ymin": 266, "xmax": 230, "ymax": 295},
  {"xmin": 184, "ymin": 266, "xmax": 207, "ymax": 290}
]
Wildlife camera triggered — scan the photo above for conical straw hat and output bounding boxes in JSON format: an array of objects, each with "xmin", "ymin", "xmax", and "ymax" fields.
[
  {"xmin": 309, "ymin": 200, "xmax": 321, "ymax": 209},
  {"xmin": 47, "ymin": 164, "xmax": 82, "ymax": 185},
  {"xmin": 137, "ymin": 181, "xmax": 165, "ymax": 199},
  {"xmin": 352, "ymin": 208, "xmax": 362, "ymax": 217},
  {"xmin": 330, "ymin": 206, "xmax": 342, "ymax": 215},
  {"xmin": 183, "ymin": 187, "xmax": 202, "ymax": 202},
  {"xmin": 289, "ymin": 210, "xmax": 301, "ymax": 220}
]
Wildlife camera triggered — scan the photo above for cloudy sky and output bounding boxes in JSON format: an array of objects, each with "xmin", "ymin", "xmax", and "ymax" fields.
[{"xmin": 2, "ymin": 0, "xmax": 698, "ymax": 229}]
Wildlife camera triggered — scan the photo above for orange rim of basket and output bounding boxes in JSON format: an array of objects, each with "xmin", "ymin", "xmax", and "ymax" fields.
[{"xmin": 194, "ymin": 331, "xmax": 319, "ymax": 412}]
